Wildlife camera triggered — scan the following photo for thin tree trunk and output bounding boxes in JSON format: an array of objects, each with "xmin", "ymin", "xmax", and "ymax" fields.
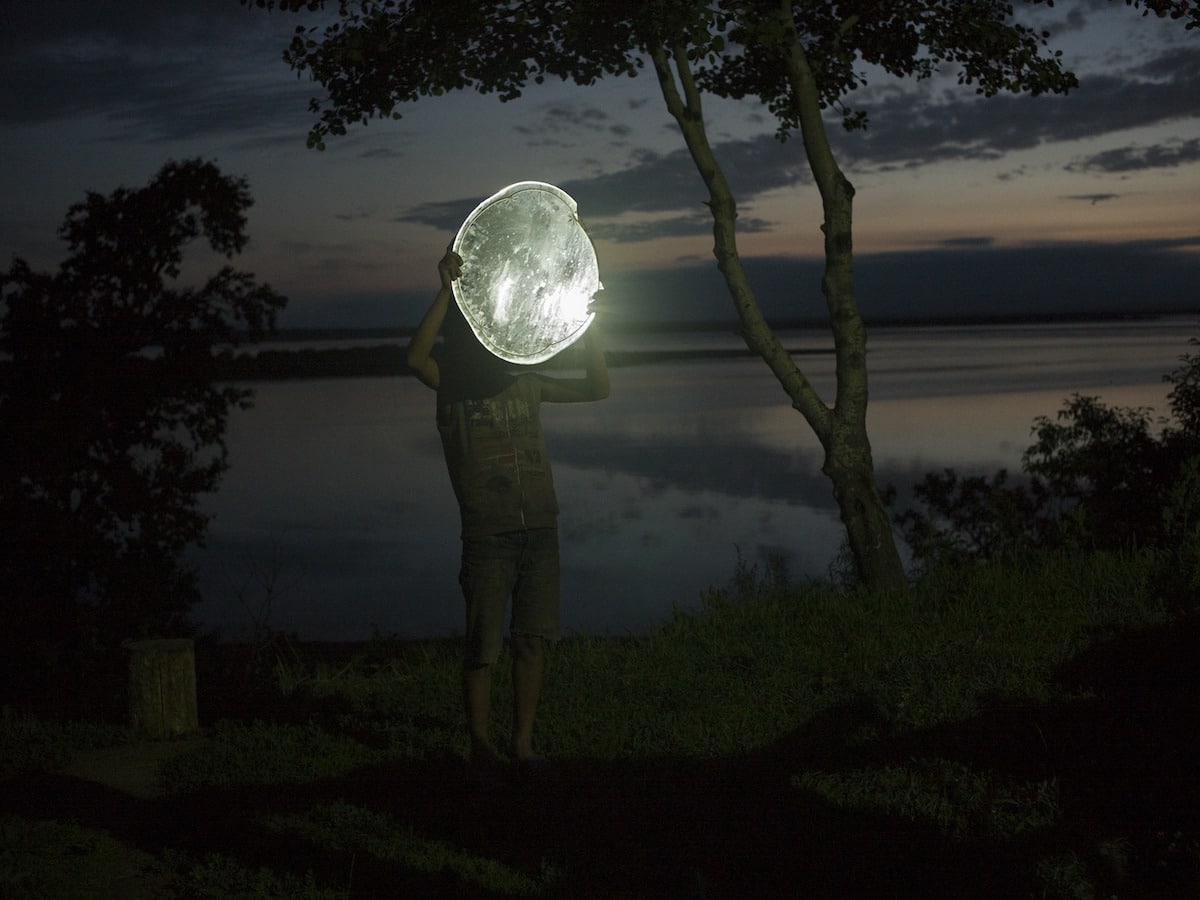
[{"xmin": 774, "ymin": 1, "xmax": 906, "ymax": 589}]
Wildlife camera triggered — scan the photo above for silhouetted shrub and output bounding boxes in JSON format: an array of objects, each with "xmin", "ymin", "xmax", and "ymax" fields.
[{"xmin": 896, "ymin": 336, "xmax": 1200, "ymax": 576}]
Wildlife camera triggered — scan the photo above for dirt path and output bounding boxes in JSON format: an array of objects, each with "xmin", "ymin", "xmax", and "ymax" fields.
[{"xmin": 62, "ymin": 736, "xmax": 208, "ymax": 799}]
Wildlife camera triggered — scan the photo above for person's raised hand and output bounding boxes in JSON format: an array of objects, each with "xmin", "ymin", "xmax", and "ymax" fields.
[{"xmin": 438, "ymin": 244, "xmax": 463, "ymax": 289}]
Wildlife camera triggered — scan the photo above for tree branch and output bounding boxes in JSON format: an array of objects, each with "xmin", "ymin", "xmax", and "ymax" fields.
[
  {"xmin": 774, "ymin": 0, "xmax": 867, "ymax": 430},
  {"xmin": 651, "ymin": 43, "xmax": 832, "ymax": 441}
]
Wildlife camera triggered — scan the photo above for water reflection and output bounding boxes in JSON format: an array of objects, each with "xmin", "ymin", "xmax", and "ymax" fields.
[{"xmin": 189, "ymin": 318, "xmax": 1190, "ymax": 640}]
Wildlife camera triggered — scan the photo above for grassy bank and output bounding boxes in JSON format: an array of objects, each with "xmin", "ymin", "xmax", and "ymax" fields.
[{"xmin": 2, "ymin": 549, "xmax": 1197, "ymax": 898}]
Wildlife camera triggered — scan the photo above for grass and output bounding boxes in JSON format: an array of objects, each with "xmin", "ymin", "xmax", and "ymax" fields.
[
  {"xmin": 1, "ymin": 547, "xmax": 1196, "ymax": 898},
  {"xmin": 0, "ymin": 816, "xmax": 171, "ymax": 900},
  {"xmin": 259, "ymin": 801, "xmax": 560, "ymax": 896},
  {"xmin": 0, "ymin": 716, "xmax": 130, "ymax": 779},
  {"xmin": 793, "ymin": 759, "xmax": 1061, "ymax": 839}
]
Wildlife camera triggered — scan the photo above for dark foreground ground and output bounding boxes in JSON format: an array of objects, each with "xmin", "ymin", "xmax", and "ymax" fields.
[{"xmin": 2, "ymin": 615, "xmax": 1198, "ymax": 899}]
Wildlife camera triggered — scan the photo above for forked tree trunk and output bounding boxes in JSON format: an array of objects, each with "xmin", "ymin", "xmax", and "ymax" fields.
[{"xmin": 652, "ymin": 16, "xmax": 907, "ymax": 591}]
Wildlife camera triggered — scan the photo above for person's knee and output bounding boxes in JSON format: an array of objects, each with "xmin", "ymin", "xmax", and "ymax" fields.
[
  {"xmin": 462, "ymin": 660, "xmax": 493, "ymax": 678},
  {"xmin": 511, "ymin": 632, "xmax": 544, "ymax": 661},
  {"xmin": 464, "ymin": 626, "xmax": 504, "ymax": 669}
]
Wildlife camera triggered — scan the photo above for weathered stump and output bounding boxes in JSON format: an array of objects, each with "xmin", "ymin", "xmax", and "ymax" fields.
[{"xmin": 126, "ymin": 638, "xmax": 198, "ymax": 739}]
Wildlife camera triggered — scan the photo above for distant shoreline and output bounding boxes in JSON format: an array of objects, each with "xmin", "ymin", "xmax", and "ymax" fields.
[
  {"xmin": 267, "ymin": 308, "xmax": 1190, "ymax": 344},
  {"xmin": 214, "ymin": 311, "xmax": 1192, "ymax": 382},
  {"xmin": 212, "ymin": 343, "xmax": 835, "ymax": 382}
]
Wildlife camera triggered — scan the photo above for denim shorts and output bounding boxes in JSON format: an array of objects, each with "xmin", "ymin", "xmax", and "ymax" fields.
[{"xmin": 459, "ymin": 528, "xmax": 560, "ymax": 667}]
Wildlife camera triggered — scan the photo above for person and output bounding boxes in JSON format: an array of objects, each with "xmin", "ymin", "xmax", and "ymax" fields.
[{"xmin": 406, "ymin": 244, "xmax": 610, "ymax": 784}]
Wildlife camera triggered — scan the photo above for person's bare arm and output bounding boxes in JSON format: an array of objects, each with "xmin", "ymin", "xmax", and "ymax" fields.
[
  {"xmin": 405, "ymin": 247, "xmax": 462, "ymax": 390},
  {"xmin": 538, "ymin": 323, "xmax": 610, "ymax": 403}
]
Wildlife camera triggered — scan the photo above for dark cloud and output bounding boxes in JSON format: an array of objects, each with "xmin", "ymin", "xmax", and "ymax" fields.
[
  {"xmin": 398, "ymin": 180, "xmax": 770, "ymax": 243},
  {"xmin": 939, "ymin": 237, "xmax": 995, "ymax": 248},
  {"xmin": 394, "ymin": 196, "xmax": 483, "ymax": 232},
  {"xmin": 5, "ymin": 2, "xmax": 1196, "ymax": 178},
  {"xmin": 103, "ymin": 73, "xmax": 315, "ymax": 143},
  {"xmin": 514, "ymin": 103, "xmax": 613, "ymax": 136},
  {"xmin": 829, "ymin": 47, "xmax": 1200, "ymax": 172},
  {"xmin": 0, "ymin": 0, "xmax": 322, "ymax": 139},
  {"xmin": 1065, "ymin": 138, "xmax": 1200, "ymax": 174},
  {"xmin": 395, "ymin": 39, "xmax": 1198, "ymax": 235},
  {"xmin": 584, "ymin": 215, "xmax": 712, "ymax": 243},
  {"xmin": 586, "ymin": 213, "xmax": 775, "ymax": 244},
  {"xmin": 1042, "ymin": 5, "xmax": 1092, "ymax": 37},
  {"xmin": 566, "ymin": 139, "xmax": 811, "ymax": 216},
  {"xmin": 398, "ymin": 137, "xmax": 807, "ymax": 231},
  {"xmin": 359, "ymin": 147, "xmax": 405, "ymax": 160},
  {"xmin": 333, "ymin": 208, "xmax": 377, "ymax": 222},
  {"xmin": 1062, "ymin": 193, "xmax": 1121, "ymax": 205},
  {"xmin": 0, "ymin": 0, "xmax": 263, "ymax": 53},
  {"xmin": 516, "ymin": 103, "xmax": 636, "ymax": 149}
]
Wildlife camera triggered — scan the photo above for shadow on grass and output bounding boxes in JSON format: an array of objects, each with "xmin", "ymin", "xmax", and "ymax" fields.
[{"xmin": 2, "ymin": 615, "xmax": 1197, "ymax": 898}]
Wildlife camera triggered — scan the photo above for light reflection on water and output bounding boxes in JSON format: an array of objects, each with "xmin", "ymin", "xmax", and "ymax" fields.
[{"xmin": 189, "ymin": 317, "xmax": 1193, "ymax": 641}]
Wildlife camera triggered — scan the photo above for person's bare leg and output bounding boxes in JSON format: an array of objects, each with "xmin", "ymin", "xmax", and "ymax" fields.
[
  {"xmin": 510, "ymin": 633, "xmax": 544, "ymax": 761},
  {"xmin": 463, "ymin": 662, "xmax": 498, "ymax": 764}
]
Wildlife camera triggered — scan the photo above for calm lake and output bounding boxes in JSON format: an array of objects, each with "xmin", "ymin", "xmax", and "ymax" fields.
[{"xmin": 188, "ymin": 316, "xmax": 1195, "ymax": 641}]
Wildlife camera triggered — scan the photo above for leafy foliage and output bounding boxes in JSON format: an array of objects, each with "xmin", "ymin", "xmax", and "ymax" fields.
[
  {"xmin": 894, "ymin": 468, "xmax": 1053, "ymax": 565},
  {"xmin": 0, "ymin": 159, "xmax": 286, "ymax": 707},
  {"xmin": 243, "ymin": 0, "xmax": 1198, "ymax": 148},
  {"xmin": 241, "ymin": 0, "xmax": 1106, "ymax": 147},
  {"xmin": 896, "ymin": 338, "xmax": 1200, "ymax": 571}
]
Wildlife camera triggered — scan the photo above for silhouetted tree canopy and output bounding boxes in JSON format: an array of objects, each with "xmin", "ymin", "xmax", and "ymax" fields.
[
  {"xmin": 0, "ymin": 159, "xmax": 286, "ymax": 707},
  {"xmin": 247, "ymin": 0, "xmax": 1197, "ymax": 149}
]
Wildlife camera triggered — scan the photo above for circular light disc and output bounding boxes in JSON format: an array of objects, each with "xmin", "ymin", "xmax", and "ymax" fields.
[{"xmin": 452, "ymin": 181, "xmax": 599, "ymax": 365}]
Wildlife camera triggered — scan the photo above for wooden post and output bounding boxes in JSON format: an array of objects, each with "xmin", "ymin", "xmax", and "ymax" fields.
[{"xmin": 126, "ymin": 638, "xmax": 199, "ymax": 739}]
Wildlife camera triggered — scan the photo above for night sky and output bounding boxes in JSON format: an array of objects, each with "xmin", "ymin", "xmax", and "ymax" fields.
[{"xmin": 2, "ymin": 0, "xmax": 1197, "ymax": 329}]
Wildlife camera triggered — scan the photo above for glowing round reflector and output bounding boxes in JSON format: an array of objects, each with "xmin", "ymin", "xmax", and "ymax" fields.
[{"xmin": 451, "ymin": 181, "xmax": 600, "ymax": 365}]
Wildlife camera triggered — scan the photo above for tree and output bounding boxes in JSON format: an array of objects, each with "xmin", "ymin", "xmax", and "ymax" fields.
[
  {"xmin": 0, "ymin": 159, "xmax": 286, "ymax": 701},
  {"xmin": 246, "ymin": 0, "xmax": 1199, "ymax": 589},
  {"xmin": 896, "ymin": 338, "xmax": 1200, "ymax": 570}
]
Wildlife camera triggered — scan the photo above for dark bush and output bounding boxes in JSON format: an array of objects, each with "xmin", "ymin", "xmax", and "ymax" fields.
[{"xmin": 896, "ymin": 336, "xmax": 1200, "ymax": 573}]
